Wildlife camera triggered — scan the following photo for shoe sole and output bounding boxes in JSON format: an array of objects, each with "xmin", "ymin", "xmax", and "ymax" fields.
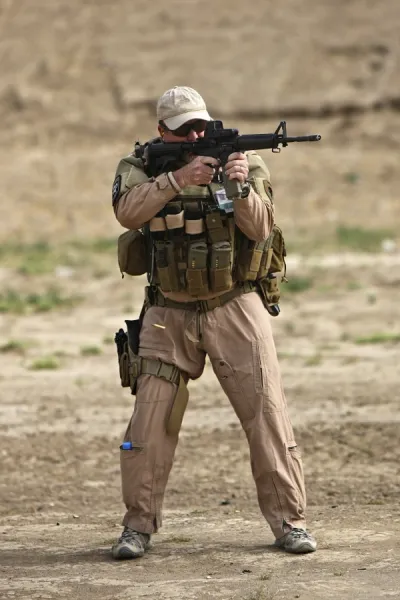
[
  {"xmin": 111, "ymin": 541, "xmax": 150, "ymax": 560},
  {"xmin": 283, "ymin": 542, "xmax": 317, "ymax": 554}
]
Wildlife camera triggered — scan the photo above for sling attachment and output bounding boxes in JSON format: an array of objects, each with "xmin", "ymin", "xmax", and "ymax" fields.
[{"xmin": 129, "ymin": 356, "xmax": 189, "ymax": 437}]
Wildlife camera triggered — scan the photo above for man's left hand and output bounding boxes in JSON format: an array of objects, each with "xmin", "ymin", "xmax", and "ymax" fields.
[{"xmin": 224, "ymin": 152, "xmax": 249, "ymax": 184}]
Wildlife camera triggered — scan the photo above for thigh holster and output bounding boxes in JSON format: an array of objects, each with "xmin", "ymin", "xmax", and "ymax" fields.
[{"xmin": 129, "ymin": 353, "xmax": 189, "ymax": 438}]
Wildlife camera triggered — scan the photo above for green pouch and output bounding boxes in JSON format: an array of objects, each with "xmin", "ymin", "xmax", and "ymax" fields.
[
  {"xmin": 186, "ymin": 241, "xmax": 209, "ymax": 296},
  {"xmin": 155, "ymin": 241, "xmax": 181, "ymax": 292},
  {"xmin": 269, "ymin": 225, "xmax": 286, "ymax": 274},
  {"xmin": 205, "ymin": 212, "xmax": 230, "ymax": 244},
  {"xmin": 117, "ymin": 230, "xmax": 147, "ymax": 276},
  {"xmin": 257, "ymin": 275, "xmax": 281, "ymax": 316},
  {"xmin": 209, "ymin": 241, "xmax": 232, "ymax": 293}
]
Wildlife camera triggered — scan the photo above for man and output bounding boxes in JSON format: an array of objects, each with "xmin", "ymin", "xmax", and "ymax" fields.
[{"xmin": 111, "ymin": 86, "xmax": 316, "ymax": 559}]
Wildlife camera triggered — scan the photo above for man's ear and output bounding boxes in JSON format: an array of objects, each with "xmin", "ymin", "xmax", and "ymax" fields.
[{"xmin": 157, "ymin": 124, "xmax": 164, "ymax": 138}]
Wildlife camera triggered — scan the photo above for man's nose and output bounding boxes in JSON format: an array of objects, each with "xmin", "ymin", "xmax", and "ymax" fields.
[{"xmin": 186, "ymin": 129, "xmax": 198, "ymax": 141}]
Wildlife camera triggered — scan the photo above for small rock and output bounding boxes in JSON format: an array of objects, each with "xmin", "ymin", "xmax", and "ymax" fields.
[
  {"xmin": 56, "ymin": 522, "xmax": 60, "ymax": 526},
  {"xmin": 72, "ymin": 515, "xmax": 80, "ymax": 519},
  {"xmin": 220, "ymin": 499, "xmax": 231, "ymax": 506},
  {"xmin": 242, "ymin": 569, "xmax": 252, "ymax": 574},
  {"xmin": 381, "ymin": 238, "xmax": 396, "ymax": 253}
]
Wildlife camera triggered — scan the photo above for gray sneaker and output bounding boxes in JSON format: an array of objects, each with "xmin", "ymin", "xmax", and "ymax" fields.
[
  {"xmin": 111, "ymin": 527, "xmax": 151, "ymax": 560},
  {"xmin": 274, "ymin": 528, "xmax": 317, "ymax": 554}
]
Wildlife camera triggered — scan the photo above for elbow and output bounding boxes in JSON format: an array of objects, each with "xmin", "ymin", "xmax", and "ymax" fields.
[
  {"xmin": 116, "ymin": 208, "xmax": 141, "ymax": 231},
  {"xmin": 250, "ymin": 218, "xmax": 274, "ymax": 242}
]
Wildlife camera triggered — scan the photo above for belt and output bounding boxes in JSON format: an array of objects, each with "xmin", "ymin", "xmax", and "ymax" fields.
[{"xmin": 145, "ymin": 281, "xmax": 257, "ymax": 313}]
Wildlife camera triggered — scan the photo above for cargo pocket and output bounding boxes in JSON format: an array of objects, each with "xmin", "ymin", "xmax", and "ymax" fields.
[
  {"xmin": 252, "ymin": 340, "xmax": 283, "ymax": 413},
  {"xmin": 285, "ymin": 441, "xmax": 305, "ymax": 513},
  {"xmin": 154, "ymin": 462, "xmax": 167, "ymax": 530},
  {"xmin": 211, "ymin": 358, "xmax": 255, "ymax": 423},
  {"xmin": 120, "ymin": 443, "xmax": 146, "ymax": 506}
]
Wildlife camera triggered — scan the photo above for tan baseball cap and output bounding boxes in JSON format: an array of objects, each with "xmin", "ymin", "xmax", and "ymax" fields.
[{"xmin": 156, "ymin": 86, "xmax": 212, "ymax": 130}]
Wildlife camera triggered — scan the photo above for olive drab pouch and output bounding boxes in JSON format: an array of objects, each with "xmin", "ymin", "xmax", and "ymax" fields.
[
  {"xmin": 117, "ymin": 230, "xmax": 147, "ymax": 277},
  {"xmin": 256, "ymin": 274, "xmax": 281, "ymax": 317},
  {"xmin": 154, "ymin": 240, "xmax": 181, "ymax": 292},
  {"xmin": 209, "ymin": 241, "xmax": 233, "ymax": 293},
  {"xmin": 268, "ymin": 225, "xmax": 286, "ymax": 275},
  {"xmin": 186, "ymin": 241, "xmax": 209, "ymax": 296},
  {"xmin": 255, "ymin": 225, "xmax": 287, "ymax": 317},
  {"xmin": 235, "ymin": 239, "xmax": 265, "ymax": 282}
]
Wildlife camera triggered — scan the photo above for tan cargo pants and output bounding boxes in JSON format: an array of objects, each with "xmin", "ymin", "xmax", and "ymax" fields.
[{"xmin": 120, "ymin": 290, "xmax": 307, "ymax": 539}]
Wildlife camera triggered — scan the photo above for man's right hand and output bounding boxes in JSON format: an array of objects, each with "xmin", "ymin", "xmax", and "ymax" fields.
[{"xmin": 173, "ymin": 156, "xmax": 220, "ymax": 188}]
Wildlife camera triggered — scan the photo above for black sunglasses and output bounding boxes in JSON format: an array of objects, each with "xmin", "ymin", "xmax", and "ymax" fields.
[{"xmin": 160, "ymin": 119, "xmax": 207, "ymax": 137}]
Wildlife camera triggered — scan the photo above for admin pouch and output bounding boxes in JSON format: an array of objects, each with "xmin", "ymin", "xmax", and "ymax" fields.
[
  {"xmin": 235, "ymin": 224, "xmax": 287, "ymax": 315},
  {"xmin": 257, "ymin": 225, "xmax": 287, "ymax": 316},
  {"xmin": 117, "ymin": 229, "xmax": 147, "ymax": 277}
]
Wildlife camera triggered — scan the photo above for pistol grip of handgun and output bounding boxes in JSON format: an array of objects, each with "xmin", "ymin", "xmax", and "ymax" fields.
[{"xmin": 222, "ymin": 171, "xmax": 242, "ymax": 200}]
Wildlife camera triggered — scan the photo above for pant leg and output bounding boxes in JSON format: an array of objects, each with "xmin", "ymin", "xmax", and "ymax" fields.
[
  {"xmin": 203, "ymin": 291, "xmax": 306, "ymax": 539},
  {"xmin": 120, "ymin": 306, "xmax": 206, "ymax": 534}
]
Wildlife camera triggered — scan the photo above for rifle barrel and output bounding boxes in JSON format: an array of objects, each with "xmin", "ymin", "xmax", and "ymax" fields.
[{"xmin": 284, "ymin": 135, "xmax": 321, "ymax": 143}]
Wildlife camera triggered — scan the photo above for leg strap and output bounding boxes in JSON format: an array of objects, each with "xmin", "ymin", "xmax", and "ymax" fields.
[{"xmin": 130, "ymin": 357, "xmax": 188, "ymax": 436}]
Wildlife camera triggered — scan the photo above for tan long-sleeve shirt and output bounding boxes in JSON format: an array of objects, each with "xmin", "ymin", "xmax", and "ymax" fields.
[{"xmin": 112, "ymin": 151, "xmax": 275, "ymax": 301}]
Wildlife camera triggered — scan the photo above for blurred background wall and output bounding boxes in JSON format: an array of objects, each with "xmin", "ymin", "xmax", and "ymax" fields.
[{"xmin": 1, "ymin": 0, "xmax": 399, "ymax": 247}]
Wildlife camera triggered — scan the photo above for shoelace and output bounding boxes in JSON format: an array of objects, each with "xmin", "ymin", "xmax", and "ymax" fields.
[
  {"xmin": 288, "ymin": 528, "xmax": 310, "ymax": 539},
  {"xmin": 121, "ymin": 528, "xmax": 140, "ymax": 540},
  {"xmin": 121, "ymin": 528, "xmax": 148, "ymax": 542}
]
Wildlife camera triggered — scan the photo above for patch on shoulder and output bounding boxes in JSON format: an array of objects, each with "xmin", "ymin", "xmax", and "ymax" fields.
[{"xmin": 112, "ymin": 175, "xmax": 122, "ymax": 206}]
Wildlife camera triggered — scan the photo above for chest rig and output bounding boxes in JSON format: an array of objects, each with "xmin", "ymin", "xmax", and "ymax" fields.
[
  {"xmin": 148, "ymin": 183, "xmax": 234, "ymax": 296},
  {"xmin": 147, "ymin": 183, "xmax": 285, "ymax": 300}
]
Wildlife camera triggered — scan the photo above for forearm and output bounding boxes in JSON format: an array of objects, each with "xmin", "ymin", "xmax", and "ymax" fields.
[
  {"xmin": 115, "ymin": 172, "xmax": 180, "ymax": 230},
  {"xmin": 233, "ymin": 187, "xmax": 274, "ymax": 241}
]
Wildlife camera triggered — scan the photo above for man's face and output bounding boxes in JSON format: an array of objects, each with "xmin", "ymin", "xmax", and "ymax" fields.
[{"xmin": 158, "ymin": 119, "xmax": 207, "ymax": 142}]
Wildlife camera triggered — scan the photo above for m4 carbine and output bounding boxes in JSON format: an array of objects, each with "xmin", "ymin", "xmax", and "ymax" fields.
[{"xmin": 135, "ymin": 120, "xmax": 321, "ymax": 198}]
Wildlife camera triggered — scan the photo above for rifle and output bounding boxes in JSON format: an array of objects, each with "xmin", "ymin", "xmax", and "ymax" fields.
[{"xmin": 135, "ymin": 120, "xmax": 321, "ymax": 199}]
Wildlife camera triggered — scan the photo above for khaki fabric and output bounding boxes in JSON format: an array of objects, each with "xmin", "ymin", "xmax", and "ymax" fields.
[
  {"xmin": 120, "ymin": 291, "xmax": 306, "ymax": 538},
  {"xmin": 112, "ymin": 149, "xmax": 273, "ymax": 239},
  {"xmin": 112, "ymin": 148, "xmax": 275, "ymax": 302}
]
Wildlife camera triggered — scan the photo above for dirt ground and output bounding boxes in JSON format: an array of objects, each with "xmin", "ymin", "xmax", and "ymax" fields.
[{"xmin": 1, "ymin": 1, "xmax": 400, "ymax": 598}]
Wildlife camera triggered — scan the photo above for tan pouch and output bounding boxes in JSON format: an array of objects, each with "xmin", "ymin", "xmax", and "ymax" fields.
[
  {"xmin": 118, "ymin": 230, "xmax": 147, "ymax": 276},
  {"xmin": 205, "ymin": 212, "xmax": 230, "ymax": 244},
  {"xmin": 236, "ymin": 239, "xmax": 264, "ymax": 281},
  {"xmin": 209, "ymin": 241, "xmax": 232, "ymax": 293},
  {"xmin": 257, "ymin": 275, "xmax": 281, "ymax": 309},
  {"xmin": 255, "ymin": 225, "xmax": 287, "ymax": 279},
  {"xmin": 269, "ymin": 225, "xmax": 286, "ymax": 273}
]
